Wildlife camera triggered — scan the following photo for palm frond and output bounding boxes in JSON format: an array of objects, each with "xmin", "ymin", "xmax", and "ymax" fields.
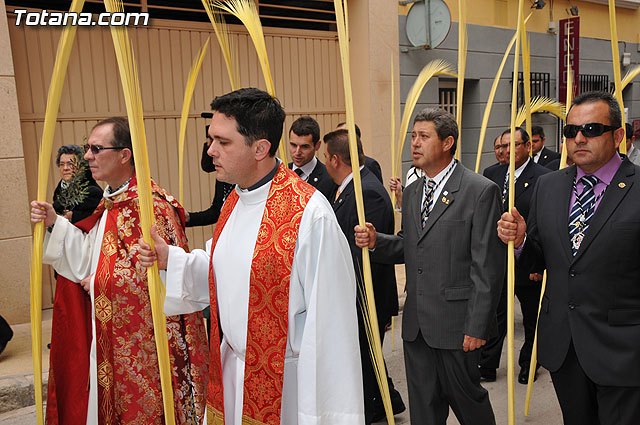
[
  {"xmin": 29, "ymin": 2, "xmax": 85, "ymax": 423},
  {"xmin": 455, "ymin": 0, "xmax": 467, "ymax": 161},
  {"xmin": 506, "ymin": 3, "xmax": 527, "ymax": 424},
  {"xmin": 608, "ymin": 0, "xmax": 626, "ymax": 152},
  {"xmin": 618, "ymin": 64, "xmax": 640, "ymax": 96},
  {"xmin": 515, "ymin": 96, "xmax": 566, "ymax": 127},
  {"xmin": 333, "ymin": 1, "xmax": 395, "ymax": 423},
  {"xmin": 179, "ymin": 38, "xmax": 210, "ymax": 205},
  {"xmin": 202, "ymin": 1, "xmax": 238, "ymax": 90},
  {"xmin": 395, "ymin": 60, "xmax": 456, "ymax": 175},
  {"xmin": 103, "ymin": 1, "xmax": 175, "ymax": 423},
  {"xmin": 474, "ymin": 12, "xmax": 532, "ymax": 173},
  {"xmin": 212, "ymin": 0, "xmax": 288, "ymax": 161}
]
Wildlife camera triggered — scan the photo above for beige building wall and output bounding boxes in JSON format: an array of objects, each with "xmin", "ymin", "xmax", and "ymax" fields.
[
  {"xmin": 349, "ymin": 0, "xmax": 400, "ymax": 183},
  {"xmin": 0, "ymin": 0, "xmax": 33, "ymax": 324}
]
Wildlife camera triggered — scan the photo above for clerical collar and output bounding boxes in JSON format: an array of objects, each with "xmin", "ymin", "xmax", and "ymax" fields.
[
  {"xmin": 106, "ymin": 177, "xmax": 132, "ymax": 196},
  {"xmin": 293, "ymin": 156, "xmax": 317, "ymax": 181},
  {"xmin": 244, "ymin": 160, "xmax": 279, "ymax": 192}
]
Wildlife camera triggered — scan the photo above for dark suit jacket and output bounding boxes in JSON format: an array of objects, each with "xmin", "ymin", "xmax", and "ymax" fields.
[
  {"xmin": 288, "ymin": 160, "xmax": 335, "ymax": 200},
  {"xmin": 372, "ymin": 163, "xmax": 506, "ymax": 349},
  {"xmin": 364, "ymin": 156, "xmax": 383, "ymax": 183},
  {"xmin": 521, "ymin": 159, "xmax": 640, "ymax": 386},
  {"xmin": 536, "ymin": 147, "xmax": 560, "ymax": 167},
  {"xmin": 484, "ymin": 160, "xmax": 550, "ymax": 287},
  {"xmin": 482, "ymin": 162, "xmax": 503, "ymax": 178},
  {"xmin": 333, "ymin": 167, "xmax": 398, "ymax": 326},
  {"xmin": 186, "ymin": 180, "xmax": 234, "ymax": 227}
]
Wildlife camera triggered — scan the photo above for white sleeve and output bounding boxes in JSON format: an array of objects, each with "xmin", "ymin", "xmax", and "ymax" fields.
[
  {"xmin": 42, "ymin": 215, "xmax": 98, "ymax": 283},
  {"xmin": 163, "ymin": 239, "xmax": 212, "ymax": 316},
  {"xmin": 294, "ymin": 195, "xmax": 365, "ymax": 424}
]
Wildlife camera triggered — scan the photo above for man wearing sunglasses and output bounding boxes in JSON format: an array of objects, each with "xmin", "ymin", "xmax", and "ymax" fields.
[
  {"xmin": 30, "ymin": 117, "xmax": 208, "ymax": 424},
  {"xmin": 497, "ymin": 91, "xmax": 640, "ymax": 425}
]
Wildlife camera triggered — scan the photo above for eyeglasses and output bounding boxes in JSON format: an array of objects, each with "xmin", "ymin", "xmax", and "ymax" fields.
[
  {"xmin": 563, "ymin": 123, "xmax": 618, "ymax": 138},
  {"xmin": 58, "ymin": 161, "xmax": 77, "ymax": 168},
  {"xmin": 83, "ymin": 144, "xmax": 124, "ymax": 154},
  {"xmin": 495, "ymin": 141, "xmax": 526, "ymax": 150}
]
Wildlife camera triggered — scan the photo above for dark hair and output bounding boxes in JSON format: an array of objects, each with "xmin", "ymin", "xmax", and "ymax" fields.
[
  {"xmin": 626, "ymin": 123, "xmax": 633, "ymax": 139},
  {"xmin": 92, "ymin": 117, "xmax": 134, "ymax": 166},
  {"xmin": 501, "ymin": 126, "xmax": 530, "ymax": 143},
  {"xmin": 323, "ymin": 129, "xmax": 364, "ymax": 167},
  {"xmin": 570, "ymin": 91, "xmax": 622, "ymax": 129},
  {"xmin": 531, "ymin": 126, "xmax": 545, "ymax": 138},
  {"xmin": 336, "ymin": 122, "xmax": 361, "ymax": 139},
  {"xmin": 290, "ymin": 116, "xmax": 320, "ymax": 144},
  {"xmin": 56, "ymin": 144, "xmax": 83, "ymax": 166},
  {"xmin": 210, "ymin": 88, "xmax": 286, "ymax": 157},
  {"xmin": 413, "ymin": 108, "xmax": 458, "ymax": 156}
]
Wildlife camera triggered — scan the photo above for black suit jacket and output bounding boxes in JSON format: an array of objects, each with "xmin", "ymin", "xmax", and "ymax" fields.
[
  {"xmin": 364, "ymin": 156, "xmax": 383, "ymax": 183},
  {"xmin": 372, "ymin": 164, "xmax": 505, "ymax": 349},
  {"xmin": 484, "ymin": 160, "xmax": 550, "ymax": 287},
  {"xmin": 521, "ymin": 159, "xmax": 640, "ymax": 386},
  {"xmin": 332, "ymin": 167, "xmax": 398, "ymax": 326},
  {"xmin": 536, "ymin": 147, "xmax": 561, "ymax": 167},
  {"xmin": 288, "ymin": 160, "xmax": 335, "ymax": 200},
  {"xmin": 482, "ymin": 162, "xmax": 503, "ymax": 178}
]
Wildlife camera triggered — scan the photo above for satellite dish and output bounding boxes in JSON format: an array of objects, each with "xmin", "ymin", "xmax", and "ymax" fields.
[{"xmin": 405, "ymin": 0, "xmax": 451, "ymax": 49}]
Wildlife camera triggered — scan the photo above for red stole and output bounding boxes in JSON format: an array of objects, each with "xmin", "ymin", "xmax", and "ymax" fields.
[{"xmin": 207, "ymin": 163, "xmax": 315, "ymax": 425}]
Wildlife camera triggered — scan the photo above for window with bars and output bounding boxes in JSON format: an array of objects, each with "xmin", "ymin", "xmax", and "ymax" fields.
[
  {"xmin": 439, "ymin": 81, "xmax": 457, "ymax": 117},
  {"xmin": 5, "ymin": 0, "xmax": 338, "ymax": 31},
  {"xmin": 579, "ymin": 74, "xmax": 609, "ymax": 94},
  {"xmin": 514, "ymin": 72, "xmax": 551, "ymax": 108}
]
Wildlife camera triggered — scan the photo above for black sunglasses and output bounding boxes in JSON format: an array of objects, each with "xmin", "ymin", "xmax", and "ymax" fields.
[
  {"xmin": 83, "ymin": 144, "xmax": 124, "ymax": 154},
  {"xmin": 563, "ymin": 123, "xmax": 618, "ymax": 139}
]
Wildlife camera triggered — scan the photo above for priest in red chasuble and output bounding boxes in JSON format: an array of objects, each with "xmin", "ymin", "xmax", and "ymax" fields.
[
  {"xmin": 31, "ymin": 117, "xmax": 209, "ymax": 425},
  {"xmin": 139, "ymin": 88, "xmax": 365, "ymax": 425}
]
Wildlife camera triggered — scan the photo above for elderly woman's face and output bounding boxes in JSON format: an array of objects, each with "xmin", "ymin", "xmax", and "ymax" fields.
[{"xmin": 58, "ymin": 153, "xmax": 78, "ymax": 182}]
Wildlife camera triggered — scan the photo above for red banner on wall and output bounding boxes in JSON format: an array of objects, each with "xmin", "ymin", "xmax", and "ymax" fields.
[{"xmin": 559, "ymin": 17, "xmax": 580, "ymax": 102}]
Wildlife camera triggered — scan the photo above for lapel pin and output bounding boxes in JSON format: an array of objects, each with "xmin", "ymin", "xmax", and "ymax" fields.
[
  {"xmin": 338, "ymin": 198, "xmax": 343, "ymax": 204},
  {"xmin": 443, "ymin": 190, "xmax": 448, "ymax": 196},
  {"xmin": 313, "ymin": 177, "xmax": 318, "ymax": 182},
  {"xmin": 619, "ymin": 182, "xmax": 626, "ymax": 188},
  {"xmin": 441, "ymin": 196, "xmax": 450, "ymax": 205},
  {"xmin": 524, "ymin": 182, "xmax": 529, "ymax": 188}
]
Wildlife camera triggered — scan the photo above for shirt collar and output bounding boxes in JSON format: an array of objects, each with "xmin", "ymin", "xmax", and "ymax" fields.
[
  {"xmin": 106, "ymin": 177, "xmax": 132, "ymax": 196},
  {"xmin": 576, "ymin": 153, "xmax": 621, "ymax": 186},
  {"xmin": 339, "ymin": 165, "xmax": 365, "ymax": 193},
  {"xmin": 533, "ymin": 150, "xmax": 542, "ymax": 163},
  {"xmin": 292, "ymin": 156, "xmax": 317, "ymax": 180},
  {"xmin": 427, "ymin": 157, "xmax": 456, "ymax": 185}
]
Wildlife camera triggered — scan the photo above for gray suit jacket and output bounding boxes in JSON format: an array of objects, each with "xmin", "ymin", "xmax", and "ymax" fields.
[{"xmin": 372, "ymin": 163, "xmax": 505, "ymax": 349}]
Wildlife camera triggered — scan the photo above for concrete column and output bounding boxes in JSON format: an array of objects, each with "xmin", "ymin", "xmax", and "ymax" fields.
[
  {"xmin": 0, "ymin": 0, "xmax": 33, "ymax": 324},
  {"xmin": 347, "ymin": 0, "xmax": 400, "ymax": 182}
]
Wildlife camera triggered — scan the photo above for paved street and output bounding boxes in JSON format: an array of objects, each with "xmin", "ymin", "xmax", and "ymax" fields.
[
  {"xmin": 0, "ymin": 309, "xmax": 563, "ymax": 425},
  {"xmin": 373, "ymin": 309, "xmax": 563, "ymax": 425},
  {"xmin": 0, "ymin": 265, "xmax": 563, "ymax": 425}
]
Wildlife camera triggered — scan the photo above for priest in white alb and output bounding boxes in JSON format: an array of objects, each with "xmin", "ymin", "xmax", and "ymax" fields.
[{"xmin": 139, "ymin": 88, "xmax": 365, "ymax": 425}]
